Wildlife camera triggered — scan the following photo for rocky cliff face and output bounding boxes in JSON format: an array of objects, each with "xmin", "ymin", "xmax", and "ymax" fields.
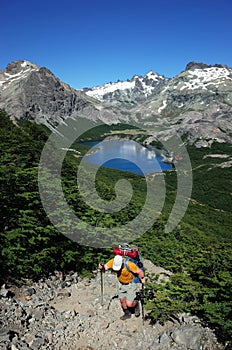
[
  {"xmin": 0, "ymin": 60, "xmax": 232, "ymax": 146},
  {"xmin": 0, "ymin": 60, "xmax": 121, "ymax": 128}
]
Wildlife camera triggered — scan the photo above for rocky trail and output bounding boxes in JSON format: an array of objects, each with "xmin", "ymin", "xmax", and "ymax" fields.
[{"xmin": 0, "ymin": 260, "xmax": 225, "ymax": 350}]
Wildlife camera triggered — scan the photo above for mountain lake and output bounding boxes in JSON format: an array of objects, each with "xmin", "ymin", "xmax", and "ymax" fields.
[{"xmin": 81, "ymin": 140, "xmax": 173, "ymax": 175}]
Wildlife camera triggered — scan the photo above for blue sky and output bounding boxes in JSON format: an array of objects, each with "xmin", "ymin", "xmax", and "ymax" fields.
[{"xmin": 1, "ymin": 0, "xmax": 232, "ymax": 89}]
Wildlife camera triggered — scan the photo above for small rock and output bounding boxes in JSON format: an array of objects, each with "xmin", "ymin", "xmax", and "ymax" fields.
[{"xmin": 0, "ymin": 286, "xmax": 10, "ymax": 298}]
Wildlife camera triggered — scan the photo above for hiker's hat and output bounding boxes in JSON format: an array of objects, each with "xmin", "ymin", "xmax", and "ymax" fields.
[{"xmin": 113, "ymin": 255, "xmax": 123, "ymax": 271}]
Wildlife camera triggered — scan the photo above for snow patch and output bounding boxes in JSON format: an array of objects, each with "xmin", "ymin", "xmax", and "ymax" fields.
[
  {"xmin": 86, "ymin": 80, "xmax": 136, "ymax": 100},
  {"xmin": 85, "ymin": 71, "xmax": 166, "ymax": 101},
  {"xmin": 158, "ymin": 100, "xmax": 167, "ymax": 113},
  {"xmin": 178, "ymin": 67, "xmax": 232, "ymax": 91},
  {"xmin": 145, "ymin": 71, "xmax": 164, "ymax": 81},
  {"xmin": 1, "ymin": 65, "xmax": 39, "ymax": 90}
]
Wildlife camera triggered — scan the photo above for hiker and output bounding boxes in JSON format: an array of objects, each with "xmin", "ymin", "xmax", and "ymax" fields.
[{"xmin": 99, "ymin": 254, "xmax": 145, "ymax": 320}]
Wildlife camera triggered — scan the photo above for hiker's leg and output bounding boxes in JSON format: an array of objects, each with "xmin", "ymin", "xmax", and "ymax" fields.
[
  {"xmin": 118, "ymin": 283, "xmax": 132, "ymax": 319},
  {"xmin": 126, "ymin": 299, "xmax": 137, "ymax": 308},
  {"xmin": 119, "ymin": 297, "xmax": 131, "ymax": 320},
  {"xmin": 120, "ymin": 297, "xmax": 127, "ymax": 309},
  {"xmin": 118, "ymin": 283, "xmax": 129, "ymax": 310},
  {"xmin": 126, "ymin": 283, "xmax": 140, "ymax": 316},
  {"xmin": 125, "ymin": 282, "xmax": 138, "ymax": 308},
  {"xmin": 127, "ymin": 299, "xmax": 140, "ymax": 317}
]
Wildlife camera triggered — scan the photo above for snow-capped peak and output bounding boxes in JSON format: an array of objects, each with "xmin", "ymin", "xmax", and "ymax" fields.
[
  {"xmin": 86, "ymin": 79, "xmax": 136, "ymax": 99},
  {"xmin": 188, "ymin": 66, "xmax": 231, "ymax": 82},
  {"xmin": 176, "ymin": 65, "xmax": 232, "ymax": 92},
  {"xmin": 85, "ymin": 71, "xmax": 168, "ymax": 103},
  {"xmin": 0, "ymin": 60, "xmax": 39, "ymax": 89},
  {"xmin": 145, "ymin": 70, "xmax": 165, "ymax": 81}
]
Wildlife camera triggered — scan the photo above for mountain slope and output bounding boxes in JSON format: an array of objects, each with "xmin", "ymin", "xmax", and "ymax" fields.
[{"xmin": 0, "ymin": 60, "xmax": 121, "ymax": 129}]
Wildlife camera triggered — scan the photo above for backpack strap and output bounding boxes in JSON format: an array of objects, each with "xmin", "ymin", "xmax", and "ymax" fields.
[
  {"xmin": 124, "ymin": 257, "xmax": 131, "ymax": 273},
  {"xmin": 124, "ymin": 256, "xmax": 138, "ymax": 273},
  {"xmin": 124, "ymin": 256, "xmax": 145, "ymax": 283},
  {"xmin": 124, "ymin": 257, "xmax": 140, "ymax": 283}
]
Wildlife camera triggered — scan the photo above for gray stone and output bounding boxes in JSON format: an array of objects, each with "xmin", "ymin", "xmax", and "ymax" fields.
[
  {"xmin": 172, "ymin": 324, "xmax": 204, "ymax": 349},
  {"xmin": 0, "ymin": 329, "xmax": 11, "ymax": 342},
  {"xmin": 0, "ymin": 287, "xmax": 10, "ymax": 298},
  {"xmin": 159, "ymin": 331, "xmax": 170, "ymax": 345}
]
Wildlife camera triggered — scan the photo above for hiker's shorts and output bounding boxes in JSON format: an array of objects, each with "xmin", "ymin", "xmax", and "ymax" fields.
[{"xmin": 118, "ymin": 281, "xmax": 138, "ymax": 302}]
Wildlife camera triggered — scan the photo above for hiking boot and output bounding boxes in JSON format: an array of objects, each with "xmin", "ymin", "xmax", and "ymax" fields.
[
  {"xmin": 134, "ymin": 301, "xmax": 140, "ymax": 317},
  {"xmin": 120, "ymin": 312, "xmax": 131, "ymax": 321},
  {"xmin": 120, "ymin": 309, "xmax": 131, "ymax": 321}
]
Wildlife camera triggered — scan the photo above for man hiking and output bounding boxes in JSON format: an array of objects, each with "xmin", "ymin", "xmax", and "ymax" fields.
[{"xmin": 99, "ymin": 254, "xmax": 145, "ymax": 320}]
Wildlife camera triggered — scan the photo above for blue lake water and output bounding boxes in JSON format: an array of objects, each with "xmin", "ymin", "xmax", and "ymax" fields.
[{"xmin": 82, "ymin": 140, "xmax": 173, "ymax": 176}]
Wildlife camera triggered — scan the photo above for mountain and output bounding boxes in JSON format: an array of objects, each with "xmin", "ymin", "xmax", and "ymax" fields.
[
  {"xmin": 84, "ymin": 61, "xmax": 232, "ymax": 146},
  {"xmin": 84, "ymin": 71, "xmax": 169, "ymax": 108},
  {"xmin": 0, "ymin": 60, "xmax": 232, "ymax": 146},
  {"xmin": 129, "ymin": 62, "xmax": 232, "ymax": 146},
  {"xmin": 0, "ymin": 60, "xmax": 121, "ymax": 129}
]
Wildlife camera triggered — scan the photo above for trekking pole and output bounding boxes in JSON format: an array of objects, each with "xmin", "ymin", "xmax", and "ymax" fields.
[
  {"xmin": 100, "ymin": 264, "xmax": 104, "ymax": 306},
  {"xmin": 141, "ymin": 283, "xmax": 145, "ymax": 325}
]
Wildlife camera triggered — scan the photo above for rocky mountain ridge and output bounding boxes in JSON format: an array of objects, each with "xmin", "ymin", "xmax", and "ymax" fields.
[
  {"xmin": 0, "ymin": 60, "xmax": 122, "ymax": 128},
  {"xmin": 131, "ymin": 62, "xmax": 232, "ymax": 146},
  {"xmin": 0, "ymin": 60, "xmax": 232, "ymax": 146},
  {"xmin": 84, "ymin": 71, "xmax": 169, "ymax": 108}
]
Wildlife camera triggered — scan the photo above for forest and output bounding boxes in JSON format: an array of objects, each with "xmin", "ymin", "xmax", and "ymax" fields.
[{"xmin": 0, "ymin": 109, "xmax": 231, "ymax": 344}]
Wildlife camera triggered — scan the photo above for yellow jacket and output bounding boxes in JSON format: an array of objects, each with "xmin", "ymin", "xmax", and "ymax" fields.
[{"xmin": 106, "ymin": 258, "xmax": 138, "ymax": 284}]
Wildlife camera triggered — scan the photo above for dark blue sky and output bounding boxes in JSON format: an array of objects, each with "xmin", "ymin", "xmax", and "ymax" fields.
[{"xmin": 1, "ymin": 0, "xmax": 231, "ymax": 88}]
